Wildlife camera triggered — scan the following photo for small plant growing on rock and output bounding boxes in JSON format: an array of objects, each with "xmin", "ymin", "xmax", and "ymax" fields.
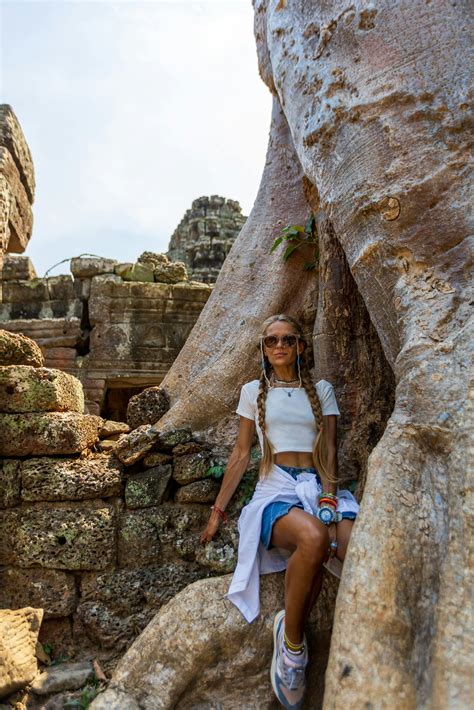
[{"xmin": 271, "ymin": 213, "xmax": 319, "ymax": 270}]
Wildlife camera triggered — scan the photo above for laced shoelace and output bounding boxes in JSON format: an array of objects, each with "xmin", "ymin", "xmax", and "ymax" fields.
[{"xmin": 280, "ymin": 650, "xmax": 306, "ymax": 690}]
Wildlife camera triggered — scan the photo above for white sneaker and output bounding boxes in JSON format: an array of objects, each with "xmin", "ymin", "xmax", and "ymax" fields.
[{"xmin": 270, "ymin": 610, "xmax": 307, "ymax": 709}]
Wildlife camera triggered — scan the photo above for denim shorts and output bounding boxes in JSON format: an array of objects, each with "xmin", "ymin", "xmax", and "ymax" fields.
[
  {"xmin": 260, "ymin": 465, "xmax": 319, "ymax": 549},
  {"xmin": 260, "ymin": 465, "xmax": 357, "ymax": 549}
]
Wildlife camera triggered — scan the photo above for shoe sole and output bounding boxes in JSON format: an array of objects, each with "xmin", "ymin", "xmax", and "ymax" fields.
[{"xmin": 271, "ymin": 609, "xmax": 286, "ymax": 704}]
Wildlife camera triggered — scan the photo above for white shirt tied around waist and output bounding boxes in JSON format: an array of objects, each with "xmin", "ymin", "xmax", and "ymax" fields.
[{"xmin": 227, "ymin": 464, "xmax": 360, "ymax": 623}]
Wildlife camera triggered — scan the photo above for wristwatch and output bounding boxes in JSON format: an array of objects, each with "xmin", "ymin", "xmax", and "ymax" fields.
[{"xmin": 316, "ymin": 506, "xmax": 342, "ymax": 525}]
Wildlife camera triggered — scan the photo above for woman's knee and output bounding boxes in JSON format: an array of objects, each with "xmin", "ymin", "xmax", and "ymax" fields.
[{"xmin": 296, "ymin": 520, "xmax": 328, "ymax": 562}]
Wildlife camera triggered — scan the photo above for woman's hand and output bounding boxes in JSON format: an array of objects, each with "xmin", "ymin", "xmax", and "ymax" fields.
[{"xmin": 199, "ymin": 510, "xmax": 221, "ymax": 544}]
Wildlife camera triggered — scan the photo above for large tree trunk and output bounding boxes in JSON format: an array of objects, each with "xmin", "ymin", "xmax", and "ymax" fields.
[{"xmin": 111, "ymin": 1, "xmax": 471, "ymax": 707}]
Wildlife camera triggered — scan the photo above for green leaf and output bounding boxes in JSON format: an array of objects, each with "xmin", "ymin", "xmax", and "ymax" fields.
[
  {"xmin": 283, "ymin": 243, "xmax": 302, "ymax": 260},
  {"xmin": 270, "ymin": 236, "xmax": 283, "ymax": 253},
  {"xmin": 205, "ymin": 465, "xmax": 225, "ymax": 480},
  {"xmin": 282, "ymin": 225, "xmax": 305, "ymax": 236}
]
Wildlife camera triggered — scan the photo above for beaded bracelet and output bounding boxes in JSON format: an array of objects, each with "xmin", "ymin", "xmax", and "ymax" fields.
[{"xmin": 210, "ymin": 505, "xmax": 228, "ymax": 523}]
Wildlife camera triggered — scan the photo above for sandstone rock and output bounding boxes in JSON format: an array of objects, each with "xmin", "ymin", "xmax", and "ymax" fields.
[
  {"xmin": 153, "ymin": 261, "xmax": 188, "ymax": 284},
  {"xmin": 0, "ymin": 275, "xmax": 81, "ymax": 321},
  {"xmin": 97, "ymin": 439, "xmax": 117, "ymax": 452},
  {"xmin": 142, "ymin": 452, "xmax": 172, "ymax": 468},
  {"xmin": 0, "ymin": 412, "xmax": 101, "ymax": 456},
  {"xmin": 194, "ymin": 538, "xmax": 237, "ymax": 574},
  {"xmin": 174, "ymin": 478, "xmax": 219, "ymax": 504},
  {"xmin": 121, "ymin": 262, "xmax": 154, "ymax": 283},
  {"xmin": 0, "ymin": 459, "xmax": 21, "ymax": 507},
  {"xmin": 172, "ymin": 441, "xmax": 205, "ymax": 456},
  {"xmin": 77, "ymin": 563, "xmax": 205, "ymax": 651},
  {"xmin": 0, "ymin": 105, "xmax": 35, "ymax": 203},
  {"xmin": 21, "ymin": 454, "xmax": 123, "ymax": 502},
  {"xmin": 126, "ymin": 387, "xmax": 169, "ymax": 429},
  {"xmin": 99, "ymin": 420, "xmax": 130, "ymax": 438},
  {"xmin": 114, "ymin": 424, "xmax": 159, "ymax": 466},
  {"xmin": 156, "ymin": 428, "xmax": 194, "ymax": 451},
  {"xmin": 0, "ymin": 568, "xmax": 77, "ymax": 618},
  {"xmin": 89, "ymin": 574, "xmax": 284, "ymax": 709},
  {"xmin": 37, "ymin": 617, "xmax": 74, "ymax": 663},
  {"xmin": 137, "ymin": 251, "xmax": 169, "ymax": 266},
  {"xmin": 0, "ymin": 607, "xmax": 42, "ymax": 698},
  {"xmin": 172, "ymin": 451, "xmax": 211, "ymax": 485},
  {"xmin": 0, "ymin": 330, "xmax": 43, "ymax": 367},
  {"xmin": 0, "ymin": 365, "xmax": 84, "ymax": 413},
  {"xmin": 70, "ymin": 256, "xmax": 117, "ymax": 279},
  {"xmin": 0, "ymin": 501, "xmax": 116, "ymax": 570},
  {"xmin": 2, "ymin": 254, "xmax": 36, "ymax": 280},
  {"xmin": 167, "ymin": 195, "xmax": 246, "ymax": 283},
  {"xmin": 124, "ymin": 465, "xmax": 172, "ymax": 509},
  {"xmin": 113, "ymin": 262, "xmax": 133, "ymax": 278},
  {"xmin": 1, "ymin": 317, "xmax": 82, "ymax": 350},
  {"xmin": 30, "ymin": 661, "xmax": 94, "ymax": 695}
]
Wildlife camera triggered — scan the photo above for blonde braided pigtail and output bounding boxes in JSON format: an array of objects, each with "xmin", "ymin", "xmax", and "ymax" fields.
[
  {"xmin": 256, "ymin": 370, "xmax": 274, "ymax": 479},
  {"xmin": 300, "ymin": 361, "xmax": 339, "ymax": 484}
]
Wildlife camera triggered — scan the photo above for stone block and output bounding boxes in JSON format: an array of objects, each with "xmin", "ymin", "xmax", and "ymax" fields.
[
  {"xmin": 122, "ymin": 262, "xmax": 155, "ymax": 282},
  {"xmin": 1, "ymin": 317, "xmax": 82, "ymax": 349},
  {"xmin": 157, "ymin": 428, "xmax": 194, "ymax": 451},
  {"xmin": 0, "ymin": 607, "xmax": 42, "ymax": 698},
  {"xmin": 114, "ymin": 262, "xmax": 133, "ymax": 278},
  {"xmin": 0, "ymin": 501, "xmax": 116, "ymax": 570},
  {"xmin": 0, "ymin": 365, "xmax": 84, "ymax": 413},
  {"xmin": 38, "ymin": 617, "xmax": 74, "ymax": 662},
  {"xmin": 2, "ymin": 254, "xmax": 36, "ymax": 280},
  {"xmin": 174, "ymin": 478, "xmax": 220, "ymax": 504},
  {"xmin": 70, "ymin": 256, "xmax": 117, "ymax": 278},
  {"xmin": 126, "ymin": 386, "xmax": 169, "ymax": 429},
  {"xmin": 124, "ymin": 465, "xmax": 172, "ymax": 509},
  {"xmin": 0, "ymin": 276, "xmax": 81, "ymax": 321},
  {"xmin": 143, "ymin": 451, "xmax": 172, "ymax": 468},
  {"xmin": 21, "ymin": 453, "xmax": 123, "ymax": 502},
  {"xmin": 0, "ymin": 329, "xmax": 44, "ymax": 367},
  {"xmin": 99, "ymin": 420, "xmax": 130, "ymax": 438},
  {"xmin": 0, "ymin": 568, "xmax": 77, "ymax": 618},
  {"xmin": 77, "ymin": 563, "xmax": 205, "ymax": 650},
  {"xmin": 172, "ymin": 441, "xmax": 205, "ymax": 456},
  {"xmin": 0, "ymin": 459, "xmax": 21, "ymax": 508},
  {"xmin": 0, "ymin": 412, "xmax": 101, "ymax": 456},
  {"xmin": 30, "ymin": 661, "xmax": 94, "ymax": 695},
  {"xmin": 0, "ymin": 105, "xmax": 35, "ymax": 202},
  {"xmin": 172, "ymin": 451, "xmax": 212, "ymax": 485},
  {"xmin": 137, "ymin": 251, "xmax": 169, "ymax": 267},
  {"xmin": 153, "ymin": 261, "xmax": 188, "ymax": 284},
  {"xmin": 114, "ymin": 424, "xmax": 159, "ymax": 466}
]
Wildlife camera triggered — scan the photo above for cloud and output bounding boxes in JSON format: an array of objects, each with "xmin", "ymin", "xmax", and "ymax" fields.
[{"xmin": 2, "ymin": 1, "xmax": 271, "ymax": 275}]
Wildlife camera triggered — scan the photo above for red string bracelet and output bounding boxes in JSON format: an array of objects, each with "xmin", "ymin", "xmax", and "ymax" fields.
[{"xmin": 211, "ymin": 505, "xmax": 228, "ymax": 523}]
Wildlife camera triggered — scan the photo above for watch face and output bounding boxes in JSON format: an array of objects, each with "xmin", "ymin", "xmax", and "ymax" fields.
[{"xmin": 319, "ymin": 507, "xmax": 334, "ymax": 524}]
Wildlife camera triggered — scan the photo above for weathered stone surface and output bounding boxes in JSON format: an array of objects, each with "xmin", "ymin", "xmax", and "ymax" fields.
[
  {"xmin": 0, "ymin": 105, "xmax": 35, "ymax": 203},
  {"xmin": 118, "ymin": 503, "xmax": 206, "ymax": 567},
  {"xmin": 113, "ymin": 262, "xmax": 133, "ymax": 278},
  {"xmin": 0, "ymin": 329, "xmax": 43, "ymax": 367},
  {"xmin": 0, "ymin": 607, "xmax": 42, "ymax": 698},
  {"xmin": 156, "ymin": 427, "xmax": 194, "ymax": 451},
  {"xmin": 97, "ymin": 439, "xmax": 117, "ymax": 452},
  {"xmin": 0, "ymin": 276, "xmax": 81, "ymax": 321},
  {"xmin": 114, "ymin": 424, "xmax": 159, "ymax": 466},
  {"xmin": 172, "ymin": 451, "xmax": 211, "ymax": 485},
  {"xmin": 70, "ymin": 256, "xmax": 117, "ymax": 278},
  {"xmin": 0, "ymin": 412, "xmax": 101, "ymax": 456},
  {"xmin": 0, "ymin": 317, "xmax": 82, "ymax": 354},
  {"xmin": 30, "ymin": 661, "xmax": 94, "ymax": 695},
  {"xmin": 21, "ymin": 454, "xmax": 123, "ymax": 502},
  {"xmin": 0, "ymin": 459, "xmax": 21, "ymax": 508},
  {"xmin": 0, "ymin": 501, "xmax": 115, "ymax": 569},
  {"xmin": 0, "ymin": 568, "xmax": 77, "ymax": 618},
  {"xmin": 174, "ymin": 478, "xmax": 219, "ymax": 504},
  {"xmin": 77, "ymin": 563, "xmax": 205, "ymax": 651},
  {"xmin": 0, "ymin": 146, "xmax": 33, "ymax": 254},
  {"xmin": 38, "ymin": 617, "xmax": 74, "ymax": 663},
  {"xmin": 142, "ymin": 451, "xmax": 172, "ymax": 468},
  {"xmin": 172, "ymin": 441, "xmax": 205, "ymax": 456},
  {"xmin": 0, "ymin": 365, "xmax": 84, "ymax": 413},
  {"xmin": 153, "ymin": 260, "xmax": 188, "ymax": 284},
  {"xmin": 89, "ymin": 574, "xmax": 283, "ymax": 709},
  {"xmin": 2, "ymin": 254, "xmax": 36, "ymax": 280},
  {"xmin": 167, "ymin": 195, "xmax": 247, "ymax": 283},
  {"xmin": 124, "ymin": 465, "xmax": 172, "ymax": 509},
  {"xmin": 126, "ymin": 386, "xmax": 169, "ymax": 429},
  {"xmin": 99, "ymin": 420, "xmax": 130, "ymax": 438}
]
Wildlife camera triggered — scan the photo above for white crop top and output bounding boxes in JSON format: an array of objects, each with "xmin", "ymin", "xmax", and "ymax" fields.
[{"xmin": 236, "ymin": 379, "xmax": 340, "ymax": 453}]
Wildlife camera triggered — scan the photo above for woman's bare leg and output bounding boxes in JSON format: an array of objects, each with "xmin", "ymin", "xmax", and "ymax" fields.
[
  {"xmin": 335, "ymin": 519, "xmax": 354, "ymax": 562},
  {"xmin": 271, "ymin": 508, "xmax": 329, "ymax": 645}
]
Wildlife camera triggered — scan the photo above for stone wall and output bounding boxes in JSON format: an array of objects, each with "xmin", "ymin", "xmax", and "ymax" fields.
[
  {"xmin": 0, "ymin": 253, "xmax": 212, "ymax": 416},
  {"xmin": 0, "ymin": 330, "xmax": 254, "ymax": 674},
  {"xmin": 167, "ymin": 195, "xmax": 247, "ymax": 283}
]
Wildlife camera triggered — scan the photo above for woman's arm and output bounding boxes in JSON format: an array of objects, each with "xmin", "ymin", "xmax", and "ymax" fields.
[
  {"xmin": 320, "ymin": 414, "xmax": 338, "ymax": 495},
  {"xmin": 199, "ymin": 416, "xmax": 255, "ymax": 543}
]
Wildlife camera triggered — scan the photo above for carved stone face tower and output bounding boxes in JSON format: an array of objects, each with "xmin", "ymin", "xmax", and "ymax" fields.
[{"xmin": 167, "ymin": 195, "xmax": 247, "ymax": 283}]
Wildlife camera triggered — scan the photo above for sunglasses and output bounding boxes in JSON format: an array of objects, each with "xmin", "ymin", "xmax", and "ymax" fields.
[{"xmin": 262, "ymin": 335, "xmax": 299, "ymax": 349}]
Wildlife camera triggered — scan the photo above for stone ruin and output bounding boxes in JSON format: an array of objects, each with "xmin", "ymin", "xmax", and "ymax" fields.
[
  {"xmin": 1, "ymin": 251, "xmax": 212, "ymax": 418},
  {"xmin": 167, "ymin": 195, "xmax": 247, "ymax": 283}
]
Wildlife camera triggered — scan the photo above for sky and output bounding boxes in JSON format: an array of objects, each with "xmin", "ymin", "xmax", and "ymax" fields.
[{"xmin": 1, "ymin": 0, "xmax": 272, "ymax": 276}]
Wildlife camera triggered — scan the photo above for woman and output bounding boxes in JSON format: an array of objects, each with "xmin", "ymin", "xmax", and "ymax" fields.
[{"xmin": 200, "ymin": 314, "xmax": 359, "ymax": 709}]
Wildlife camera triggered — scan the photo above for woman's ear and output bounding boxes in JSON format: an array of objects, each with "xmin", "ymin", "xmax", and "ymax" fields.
[{"xmin": 298, "ymin": 339, "xmax": 306, "ymax": 355}]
